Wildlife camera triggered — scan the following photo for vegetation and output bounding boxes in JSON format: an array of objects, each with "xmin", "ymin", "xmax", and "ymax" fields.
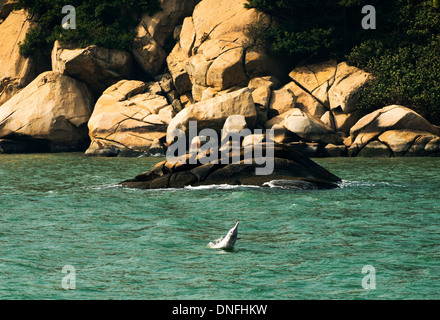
[
  {"xmin": 245, "ymin": 0, "xmax": 440, "ymax": 124},
  {"xmin": 16, "ymin": 0, "xmax": 160, "ymax": 57}
]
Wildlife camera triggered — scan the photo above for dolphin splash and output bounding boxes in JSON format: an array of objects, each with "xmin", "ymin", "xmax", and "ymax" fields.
[{"xmin": 208, "ymin": 221, "xmax": 240, "ymax": 251}]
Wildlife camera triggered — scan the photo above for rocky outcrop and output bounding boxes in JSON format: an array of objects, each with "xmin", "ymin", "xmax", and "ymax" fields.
[
  {"xmin": 348, "ymin": 105, "xmax": 440, "ymax": 156},
  {"xmin": 284, "ymin": 109, "xmax": 344, "ymax": 145},
  {"xmin": 288, "ymin": 61, "xmax": 372, "ymax": 136},
  {"xmin": 0, "ymin": 10, "xmax": 39, "ymax": 106},
  {"xmin": 0, "ymin": 72, "xmax": 93, "ymax": 152},
  {"xmin": 167, "ymin": 0, "xmax": 283, "ymax": 102},
  {"xmin": 86, "ymin": 80, "xmax": 174, "ymax": 157},
  {"xmin": 119, "ymin": 143, "xmax": 341, "ymax": 189},
  {"xmin": 133, "ymin": 0, "xmax": 200, "ymax": 77},
  {"xmin": 51, "ymin": 40, "xmax": 134, "ymax": 95},
  {"xmin": 166, "ymin": 87, "xmax": 256, "ymax": 145}
]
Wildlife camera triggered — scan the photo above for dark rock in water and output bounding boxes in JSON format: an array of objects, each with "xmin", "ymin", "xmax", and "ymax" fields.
[{"xmin": 119, "ymin": 143, "xmax": 341, "ymax": 190}]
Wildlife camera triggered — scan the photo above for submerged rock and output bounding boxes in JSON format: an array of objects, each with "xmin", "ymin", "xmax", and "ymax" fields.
[{"xmin": 119, "ymin": 143, "xmax": 341, "ymax": 189}]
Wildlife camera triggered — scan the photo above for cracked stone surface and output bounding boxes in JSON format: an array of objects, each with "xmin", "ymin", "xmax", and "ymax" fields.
[
  {"xmin": 0, "ymin": 72, "xmax": 93, "ymax": 152},
  {"xmin": 52, "ymin": 40, "xmax": 134, "ymax": 95},
  {"xmin": 0, "ymin": 10, "xmax": 39, "ymax": 106},
  {"xmin": 86, "ymin": 80, "xmax": 175, "ymax": 156},
  {"xmin": 168, "ymin": 0, "xmax": 282, "ymax": 96}
]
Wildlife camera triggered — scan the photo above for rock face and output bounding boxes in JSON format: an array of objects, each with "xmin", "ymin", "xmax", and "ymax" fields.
[
  {"xmin": 166, "ymin": 88, "xmax": 256, "ymax": 145},
  {"xmin": 133, "ymin": 0, "xmax": 200, "ymax": 77},
  {"xmin": 0, "ymin": 72, "xmax": 93, "ymax": 152},
  {"xmin": 52, "ymin": 41, "xmax": 134, "ymax": 95},
  {"xmin": 0, "ymin": 10, "xmax": 39, "ymax": 106},
  {"xmin": 284, "ymin": 109, "xmax": 343, "ymax": 145},
  {"xmin": 119, "ymin": 143, "xmax": 341, "ymax": 189},
  {"xmin": 287, "ymin": 60, "xmax": 372, "ymax": 136},
  {"xmin": 167, "ymin": 0, "xmax": 282, "ymax": 100},
  {"xmin": 86, "ymin": 80, "xmax": 174, "ymax": 157},
  {"xmin": 348, "ymin": 105, "xmax": 440, "ymax": 156}
]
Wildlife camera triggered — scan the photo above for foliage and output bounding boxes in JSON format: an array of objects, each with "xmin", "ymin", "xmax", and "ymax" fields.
[
  {"xmin": 15, "ymin": 0, "xmax": 161, "ymax": 57},
  {"xmin": 245, "ymin": 0, "xmax": 440, "ymax": 124}
]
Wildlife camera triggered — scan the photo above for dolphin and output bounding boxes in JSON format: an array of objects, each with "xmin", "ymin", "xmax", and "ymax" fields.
[{"xmin": 208, "ymin": 221, "xmax": 240, "ymax": 251}]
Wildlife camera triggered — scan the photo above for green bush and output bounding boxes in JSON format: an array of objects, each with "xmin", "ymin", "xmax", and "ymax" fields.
[
  {"xmin": 16, "ymin": 0, "xmax": 160, "ymax": 57},
  {"xmin": 245, "ymin": 0, "xmax": 440, "ymax": 125}
]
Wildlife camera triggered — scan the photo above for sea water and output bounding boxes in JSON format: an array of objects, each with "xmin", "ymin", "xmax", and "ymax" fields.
[{"xmin": 0, "ymin": 154, "xmax": 438, "ymax": 299}]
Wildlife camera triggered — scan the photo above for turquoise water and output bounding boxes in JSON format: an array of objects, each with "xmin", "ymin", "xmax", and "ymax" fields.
[{"xmin": 0, "ymin": 153, "xmax": 438, "ymax": 300}]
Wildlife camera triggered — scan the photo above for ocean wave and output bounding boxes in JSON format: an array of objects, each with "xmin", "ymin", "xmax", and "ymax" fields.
[{"xmin": 337, "ymin": 180, "xmax": 404, "ymax": 189}]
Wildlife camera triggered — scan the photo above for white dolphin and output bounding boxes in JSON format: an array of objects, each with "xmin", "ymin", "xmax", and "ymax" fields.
[{"xmin": 208, "ymin": 221, "xmax": 240, "ymax": 251}]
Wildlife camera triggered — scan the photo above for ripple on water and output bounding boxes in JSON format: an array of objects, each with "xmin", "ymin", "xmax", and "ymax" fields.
[{"xmin": 0, "ymin": 154, "xmax": 439, "ymax": 299}]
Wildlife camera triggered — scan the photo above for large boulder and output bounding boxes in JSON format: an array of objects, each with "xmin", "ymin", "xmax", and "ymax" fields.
[
  {"xmin": 268, "ymin": 85, "xmax": 297, "ymax": 115},
  {"xmin": 284, "ymin": 109, "xmax": 344, "ymax": 145},
  {"xmin": 348, "ymin": 105, "xmax": 440, "ymax": 156},
  {"xmin": 167, "ymin": 0, "xmax": 283, "ymax": 95},
  {"xmin": 378, "ymin": 130, "xmax": 440, "ymax": 157},
  {"xmin": 0, "ymin": 10, "xmax": 39, "ymax": 106},
  {"xmin": 51, "ymin": 40, "xmax": 134, "ymax": 95},
  {"xmin": 133, "ymin": 0, "xmax": 200, "ymax": 77},
  {"xmin": 119, "ymin": 143, "xmax": 341, "ymax": 189},
  {"xmin": 286, "ymin": 60, "xmax": 372, "ymax": 137},
  {"xmin": 0, "ymin": 72, "xmax": 93, "ymax": 152},
  {"xmin": 166, "ymin": 87, "xmax": 257, "ymax": 145},
  {"xmin": 328, "ymin": 62, "xmax": 373, "ymax": 114},
  {"xmin": 86, "ymin": 80, "xmax": 174, "ymax": 157}
]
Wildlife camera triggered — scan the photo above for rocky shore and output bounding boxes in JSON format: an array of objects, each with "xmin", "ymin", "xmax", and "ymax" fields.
[{"xmin": 1, "ymin": 0, "xmax": 440, "ymax": 158}]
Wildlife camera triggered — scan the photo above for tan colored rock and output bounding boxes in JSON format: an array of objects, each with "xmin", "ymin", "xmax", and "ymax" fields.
[
  {"xmin": 166, "ymin": 87, "xmax": 256, "ymax": 145},
  {"xmin": 252, "ymin": 86, "xmax": 271, "ymax": 108},
  {"xmin": 244, "ymin": 50, "xmax": 281, "ymax": 79},
  {"xmin": 356, "ymin": 140, "xmax": 392, "ymax": 157},
  {"xmin": 52, "ymin": 41, "xmax": 133, "ymax": 95},
  {"xmin": 324, "ymin": 144, "xmax": 347, "ymax": 157},
  {"xmin": 201, "ymin": 87, "xmax": 218, "ymax": 101},
  {"xmin": 186, "ymin": 53, "xmax": 212, "ymax": 87},
  {"xmin": 192, "ymin": 83, "xmax": 208, "ymax": 102},
  {"xmin": 286, "ymin": 81, "xmax": 327, "ymax": 118},
  {"xmin": 0, "ymin": 10, "xmax": 39, "ymax": 106},
  {"xmin": 132, "ymin": 33, "xmax": 167, "ymax": 77},
  {"xmin": 270, "ymin": 124, "xmax": 298, "ymax": 144},
  {"xmin": 268, "ymin": 86, "xmax": 297, "ymax": 115},
  {"xmin": 180, "ymin": 17, "xmax": 196, "ymax": 57},
  {"xmin": 265, "ymin": 109, "xmax": 295, "ymax": 129},
  {"xmin": 223, "ymin": 115, "xmax": 248, "ymax": 132},
  {"xmin": 0, "ymin": 72, "xmax": 93, "ymax": 151},
  {"xmin": 333, "ymin": 109, "xmax": 365, "ymax": 136},
  {"xmin": 170, "ymin": 0, "xmax": 283, "ymax": 93},
  {"xmin": 328, "ymin": 62, "xmax": 373, "ymax": 113},
  {"xmin": 284, "ymin": 109, "xmax": 343, "ymax": 145},
  {"xmin": 350, "ymin": 105, "xmax": 440, "ymax": 144},
  {"xmin": 86, "ymin": 80, "xmax": 173, "ymax": 156},
  {"xmin": 248, "ymin": 76, "xmax": 281, "ymax": 91},
  {"xmin": 206, "ymin": 47, "xmax": 248, "ymax": 91},
  {"xmin": 167, "ymin": 44, "xmax": 193, "ymax": 95},
  {"xmin": 347, "ymin": 105, "xmax": 440, "ymax": 157},
  {"xmin": 132, "ymin": 0, "xmax": 200, "ymax": 77},
  {"xmin": 289, "ymin": 60, "xmax": 337, "ymax": 93},
  {"xmin": 423, "ymin": 137, "xmax": 440, "ymax": 155},
  {"xmin": 378, "ymin": 130, "xmax": 440, "ymax": 156},
  {"xmin": 320, "ymin": 111, "xmax": 336, "ymax": 132}
]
